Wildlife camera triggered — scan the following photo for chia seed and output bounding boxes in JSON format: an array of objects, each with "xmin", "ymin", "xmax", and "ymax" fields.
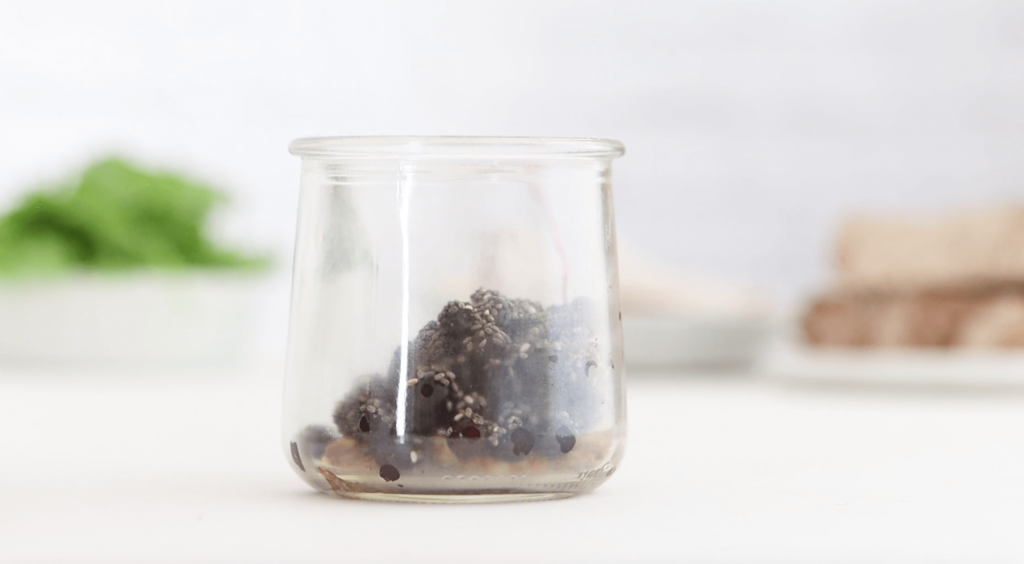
[{"xmin": 379, "ymin": 464, "xmax": 400, "ymax": 482}]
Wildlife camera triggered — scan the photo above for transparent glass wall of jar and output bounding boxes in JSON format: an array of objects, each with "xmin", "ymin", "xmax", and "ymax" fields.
[{"xmin": 283, "ymin": 137, "xmax": 626, "ymax": 502}]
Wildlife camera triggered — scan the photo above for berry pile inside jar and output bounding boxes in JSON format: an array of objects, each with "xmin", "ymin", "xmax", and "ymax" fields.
[{"xmin": 293, "ymin": 288, "xmax": 610, "ymax": 493}]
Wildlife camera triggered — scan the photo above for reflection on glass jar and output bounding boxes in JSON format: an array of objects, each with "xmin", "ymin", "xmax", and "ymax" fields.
[{"xmin": 283, "ymin": 137, "xmax": 626, "ymax": 503}]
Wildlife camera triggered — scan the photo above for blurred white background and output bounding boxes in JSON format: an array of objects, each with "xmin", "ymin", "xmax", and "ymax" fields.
[
  {"xmin": 7, "ymin": 4, "xmax": 1024, "ymax": 561},
  {"xmin": 3, "ymin": 0, "xmax": 1023, "ymax": 362}
]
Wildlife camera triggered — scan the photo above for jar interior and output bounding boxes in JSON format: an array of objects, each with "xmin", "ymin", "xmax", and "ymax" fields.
[{"xmin": 284, "ymin": 153, "xmax": 625, "ymax": 500}]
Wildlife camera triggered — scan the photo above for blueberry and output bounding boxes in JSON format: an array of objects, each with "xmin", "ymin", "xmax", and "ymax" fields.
[{"xmin": 511, "ymin": 427, "xmax": 535, "ymax": 456}]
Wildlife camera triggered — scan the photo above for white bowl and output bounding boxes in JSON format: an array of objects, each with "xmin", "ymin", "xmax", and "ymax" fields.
[
  {"xmin": 764, "ymin": 341, "xmax": 1024, "ymax": 388},
  {"xmin": 0, "ymin": 272, "xmax": 263, "ymax": 368},
  {"xmin": 623, "ymin": 315, "xmax": 771, "ymax": 369}
]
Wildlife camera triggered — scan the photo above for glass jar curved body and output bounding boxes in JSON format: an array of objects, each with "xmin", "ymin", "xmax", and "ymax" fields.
[{"xmin": 283, "ymin": 137, "xmax": 626, "ymax": 502}]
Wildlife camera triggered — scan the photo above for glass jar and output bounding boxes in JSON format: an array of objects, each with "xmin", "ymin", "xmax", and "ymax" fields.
[{"xmin": 283, "ymin": 136, "xmax": 626, "ymax": 502}]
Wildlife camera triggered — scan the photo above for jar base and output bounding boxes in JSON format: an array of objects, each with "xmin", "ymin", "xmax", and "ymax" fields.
[{"xmin": 323, "ymin": 490, "xmax": 578, "ymax": 504}]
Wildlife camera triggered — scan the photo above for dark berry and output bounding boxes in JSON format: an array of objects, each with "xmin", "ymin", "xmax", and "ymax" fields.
[
  {"xmin": 556, "ymin": 433, "xmax": 576, "ymax": 454},
  {"xmin": 290, "ymin": 441, "xmax": 305, "ymax": 471},
  {"xmin": 298, "ymin": 425, "xmax": 336, "ymax": 460},
  {"xmin": 421, "ymin": 383, "xmax": 434, "ymax": 398},
  {"xmin": 461, "ymin": 425, "xmax": 481, "ymax": 439},
  {"xmin": 379, "ymin": 464, "xmax": 400, "ymax": 482},
  {"xmin": 511, "ymin": 427, "xmax": 535, "ymax": 456},
  {"xmin": 333, "ymin": 372, "xmax": 398, "ymax": 437}
]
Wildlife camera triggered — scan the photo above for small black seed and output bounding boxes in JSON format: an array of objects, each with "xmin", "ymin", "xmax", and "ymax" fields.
[
  {"xmin": 461, "ymin": 425, "xmax": 481, "ymax": 439},
  {"xmin": 290, "ymin": 441, "xmax": 305, "ymax": 471},
  {"xmin": 380, "ymin": 464, "xmax": 400, "ymax": 482},
  {"xmin": 585, "ymin": 361, "xmax": 598, "ymax": 376},
  {"xmin": 511, "ymin": 427, "xmax": 535, "ymax": 456},
  {"xmin": 556, "ymin": 433, "xmax": 576, "ymax": 454},
  {"xmin": 619, "ymin": 311, "xmax": 622, "ymax": 320},
  {"xmin": 421, "ymin": 383, "xmax": 434, "ymax": 398},
  {"xmin": 358, "ymin": 415, "xmax": 370, "ymax": 433},
  {"xmin": 549, "ymin": 355, "xmax": 558, "ymax": 363}
]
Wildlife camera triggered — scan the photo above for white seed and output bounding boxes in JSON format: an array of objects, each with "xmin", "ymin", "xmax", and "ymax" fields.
[
  {"xmin": 410, "ymin": 451, "xmax": 419, "ymax": 463},
  {"xmin": 480, "ymin": 339, "xmax": 487, "ymax": 347},
  {"xmin": 454, "ymin": 413, "xmax": 464, "ymax": 421},
  {"xmin": 464, "ymin": 396, "xmax": 474, "ymax": 404},
  {"xmin": 407, "ymin": 378, "xmax": 419, "ymax": 386}
]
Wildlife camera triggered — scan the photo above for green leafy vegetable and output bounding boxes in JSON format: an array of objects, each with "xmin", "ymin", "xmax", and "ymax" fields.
[{"xmin": 0, "ymin": 158, "xmax": 269, "ymax": 276}]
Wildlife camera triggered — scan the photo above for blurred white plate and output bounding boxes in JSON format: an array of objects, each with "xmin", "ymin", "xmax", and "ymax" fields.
[
  {"xmin": 764, "ymin": 342, "xmax": 1024, "ymax": 387},
  {"xmin": 623, "ymin": 315, "xmax": 770, "ymax": 369},
  {"xmin": 0, "ymin": 272, "xmax": 263, "ymax": 368}
]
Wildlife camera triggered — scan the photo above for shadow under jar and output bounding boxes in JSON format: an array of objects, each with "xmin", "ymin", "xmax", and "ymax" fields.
[{"xmin": 283, "ymin": 136, "xmax": 627, "ymax": 503}]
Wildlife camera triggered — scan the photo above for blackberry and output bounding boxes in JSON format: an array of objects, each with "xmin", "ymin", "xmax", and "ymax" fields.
[
  {"xmin": 329, "ymin": 289, "xmax": 606, "ymax": 466},
  {"xmin": 332, "ymin": 371, "xmax": 398, "ymax": 438}
]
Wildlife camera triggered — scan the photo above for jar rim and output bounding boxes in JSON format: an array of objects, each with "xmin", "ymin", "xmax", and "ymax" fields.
[{"xmin": 288, "ymin": 136, "xmax": 625, "ymax": 159}]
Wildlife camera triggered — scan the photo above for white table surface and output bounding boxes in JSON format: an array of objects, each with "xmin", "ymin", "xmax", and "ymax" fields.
[{"xmin": 3, "ymin": 367, "xmax": 1024, "ymax": 563}]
